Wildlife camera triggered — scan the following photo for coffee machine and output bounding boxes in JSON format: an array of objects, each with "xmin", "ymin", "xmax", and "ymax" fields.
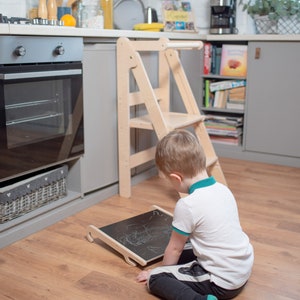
[{"xmin": 210, "ymin": 0, "xmax": 237, "ymax": 34}]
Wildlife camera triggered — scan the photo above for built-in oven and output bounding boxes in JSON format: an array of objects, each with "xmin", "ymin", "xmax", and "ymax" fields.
[{"xmin": 0, "ymin": 35, "xmax": 84, "ymax": 183}]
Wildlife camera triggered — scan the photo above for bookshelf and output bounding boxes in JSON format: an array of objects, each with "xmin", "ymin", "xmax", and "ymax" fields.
[{"xmin": 200, "ymin": 41, "xmax": 248, "ymax": 148}]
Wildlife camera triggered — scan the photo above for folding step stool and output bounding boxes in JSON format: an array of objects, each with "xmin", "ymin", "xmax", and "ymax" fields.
[{"xmin": 117, "ymin": 37, "xmax": 226, "ymax": 198}]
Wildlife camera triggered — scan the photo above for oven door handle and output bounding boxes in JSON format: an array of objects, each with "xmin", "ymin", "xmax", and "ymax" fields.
[{"xmin": 0, "ymin": 69, "xmax": 82, "ymax": 80}]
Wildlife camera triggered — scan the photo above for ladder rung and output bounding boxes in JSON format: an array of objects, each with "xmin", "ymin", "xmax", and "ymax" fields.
[
  {"xmin": 130, "ymin": 147, "xmax": 156, "ymax": 168},
  {"xmin": 130, "ymin": 112, "xmax": 205, "ymax": 130},
  {"xmin": 129, "ymin": 88, "xmax": 164, "ymax": 106},
  {"xmin": 164, "ymin": 41, "xmax": 203, "ymax": 50},
  {"xmin": 129, "ymin": 39, "xmax": 203, "ymax": 51}
]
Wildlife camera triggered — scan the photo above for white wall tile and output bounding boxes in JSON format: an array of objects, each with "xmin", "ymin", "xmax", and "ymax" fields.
[{"xmin": 0, "ymin": 0, "xmax": 254, "ymax": 33}]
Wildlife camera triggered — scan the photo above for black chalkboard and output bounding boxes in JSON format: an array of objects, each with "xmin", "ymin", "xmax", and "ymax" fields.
[{"xmin": 87, "ymin": 207, "xmax": 173, "ymax": 266}]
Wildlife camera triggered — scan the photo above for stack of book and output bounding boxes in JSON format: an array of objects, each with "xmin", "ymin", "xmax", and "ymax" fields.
[
  {"xmin": 227, "ymin": 86, "xmax": 246, "ymax": 110},
  {"xmin": 204, "ymin": 80, "xmax": 246, "ymax": 110},
  {"xmin": 204, "ymin": 115, "xmax": 243, "ymax": 146}
]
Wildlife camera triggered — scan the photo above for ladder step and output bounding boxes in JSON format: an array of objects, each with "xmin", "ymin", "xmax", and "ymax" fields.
[{"xmin": 130, "ymin": 112, "xmax": 205, "ymax": 130}]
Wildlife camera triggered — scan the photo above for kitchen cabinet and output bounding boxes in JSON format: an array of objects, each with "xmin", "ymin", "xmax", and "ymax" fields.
[
  {"xmin": 82, "ymin": 41, "xmax": 119, "ymax": 193},
  {"xmin": 134, "ymin": 50, "xmax": 159, "ymax": 174},
  {"xmin": 197, "ymin": 40, "xmax": 300, "ymax": 167},
  {"xmin": 82, "ymin": 39, "xmax": 158, "ymax": 192},
  {"xmin": 245, "ymin": 42, "xmax": 300, "ymax": 159},
  {"xmin": 171, "ymin": 48, "xmax": 202, "ymax": 112}
]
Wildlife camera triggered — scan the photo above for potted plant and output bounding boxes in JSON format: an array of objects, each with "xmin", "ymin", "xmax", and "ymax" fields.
[
  {"xmin": 275, "ymin": 0, "xmax": 300, "ymax": 33},
  {"xmin": 239, "ymin": 0, "xmax": 278, "ymax": 33},
  {"xmin": 240, "ymin": 0, "xmax": 275, "ymax": 16},
  {"xmin": 239, "ymin": 0, "xmax": 300, "ymax": 33}
]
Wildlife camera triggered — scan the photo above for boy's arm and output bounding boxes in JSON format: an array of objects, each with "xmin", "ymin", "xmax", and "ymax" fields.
[
  {"xmin": 162, "ymin": 230, "xmax": 189, "ymax": 266},
  {"xmin": 136, "ymin": 230, "xmax": 188, "ymax": 283}
]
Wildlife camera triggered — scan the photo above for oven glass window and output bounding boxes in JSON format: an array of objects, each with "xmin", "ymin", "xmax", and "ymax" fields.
[{"xmin": 5, "ymin": 78, "xmax": 71, "ymax": 149}]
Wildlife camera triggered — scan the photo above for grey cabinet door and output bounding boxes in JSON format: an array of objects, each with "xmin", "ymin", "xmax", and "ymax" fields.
[
  {"xmin": 134, "ymin": 51, "xmax": 159, "ymax": 154},
  {"xmin": 245, "ymin": 42, "xmax": 300, "ymax": 158},
  {"xmin": 171, "ymin": 48, "xmax": 202, "ymax": 112},
  {"xmin": 82, "ymin": 43, "xmax": 118, "ymax": 193}
]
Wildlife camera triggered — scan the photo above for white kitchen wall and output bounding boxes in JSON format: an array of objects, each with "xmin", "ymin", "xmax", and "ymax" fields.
[
  {"xmin": 0, "ymin": 0, "xmax": 27, "ymax": 18},
  {"xmin": 0, "ymin": 0, "xmax": 254, "ymax": 33}
]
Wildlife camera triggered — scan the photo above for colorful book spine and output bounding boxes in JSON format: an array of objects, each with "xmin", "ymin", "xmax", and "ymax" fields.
[
  {"xmin": 215, "ymin": 47, "xmax": 222, "ymax": 75},
  {"xmin": 205, "ymin": 79, "xmax": 210, "ymax": 107},
  {"xmin": 203, "ymin": 42, "xmax": 212, "ymax": 75},
  {"xmin": 211, "ymin": 45, "xmax": 216, "ymax": 74}
]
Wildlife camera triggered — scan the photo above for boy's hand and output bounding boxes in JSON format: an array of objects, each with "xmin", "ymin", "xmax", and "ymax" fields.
[{"xmin": 136, "ymin": 269, "xmax": 152, "ymax": 283}]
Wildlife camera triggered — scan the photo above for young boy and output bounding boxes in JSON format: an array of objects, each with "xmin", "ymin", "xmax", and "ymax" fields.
[{"xmin": 137, "ymin": 129, "xmax": 254, "ymax": 300}]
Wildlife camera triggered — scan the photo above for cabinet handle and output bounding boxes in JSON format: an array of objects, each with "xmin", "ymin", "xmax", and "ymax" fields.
[{"xmin": 255, "ymin": 47, "xmax": 261, "ymax": 59}]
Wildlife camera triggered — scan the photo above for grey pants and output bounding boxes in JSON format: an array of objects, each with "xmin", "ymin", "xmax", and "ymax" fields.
[{"xmin": 147, "ymin": 251, "xmax": 246, "ymax": 300}]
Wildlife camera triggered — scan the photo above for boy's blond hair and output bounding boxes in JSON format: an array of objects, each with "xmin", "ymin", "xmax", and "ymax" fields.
[{"xmin": 155, "ymin": 129, "xmax": 206, "ymax": 178}]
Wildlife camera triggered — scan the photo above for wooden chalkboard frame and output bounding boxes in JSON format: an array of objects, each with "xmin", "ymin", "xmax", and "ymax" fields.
[{"xmin": 86, "ymin": 205, "xmax": 173, "ymax": 266}]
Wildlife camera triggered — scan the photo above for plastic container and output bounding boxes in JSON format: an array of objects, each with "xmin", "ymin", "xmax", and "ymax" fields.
[{"xmin": 76, "ymin": 0, "xmax": 104, "ymax": 28}]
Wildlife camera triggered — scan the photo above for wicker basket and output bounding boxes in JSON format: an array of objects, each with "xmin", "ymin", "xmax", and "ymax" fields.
[
  {"xmin": 277, "ymin": 16, "xmax": 300, "ymax": 34},
  {"xmin": 254, "ymin": 15, "xmax": 278, "ymax": 34},
  {"xmin": 0, "ymin": 165, "xmax": 68, "ymax": 224},
  {"xmin": 254, "ymin": 14, "xmax": 300, "ymax": 34}
]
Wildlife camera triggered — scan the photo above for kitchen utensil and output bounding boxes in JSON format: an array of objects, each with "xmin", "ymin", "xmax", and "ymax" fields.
[{"xmin": 114, "ymin": 0, "xmax": 145, "ymax": 30}]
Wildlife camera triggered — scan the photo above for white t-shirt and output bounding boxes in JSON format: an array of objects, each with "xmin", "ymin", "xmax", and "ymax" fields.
[{"xmin": 172, "ymin": 177, "xmax": 254, "ymax": 290}]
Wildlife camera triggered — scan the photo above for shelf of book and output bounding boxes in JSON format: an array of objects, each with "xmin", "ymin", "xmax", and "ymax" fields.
[
  {"xmin": 202, "ymin": 75, "xmax": 247, "ymax": 80},
  {"xmin": 201, "ymin": 107, "xmax": 244, "ymax": 114},
  {"xmin": 202, "ymin": 81, "xmax": 246, "ymax": 111},
  {"xmin": 201, "ymin": 41, "xmax": 248, "ymax": 147}
]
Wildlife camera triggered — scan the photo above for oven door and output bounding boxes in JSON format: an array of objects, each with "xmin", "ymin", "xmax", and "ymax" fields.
[{"xmin": 0, "ymin": 63, "xmax": 84, "ymax": 182}]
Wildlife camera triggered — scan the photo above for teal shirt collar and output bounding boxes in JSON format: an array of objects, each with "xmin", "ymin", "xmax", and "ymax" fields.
[{"xmin": 189, "ymin": 176, "xmax": 216, "ymax": 194}]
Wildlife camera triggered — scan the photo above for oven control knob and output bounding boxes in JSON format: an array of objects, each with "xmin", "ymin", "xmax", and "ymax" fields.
[
  {"xmin": 14, "ymin": 46, "xmax": 26, "ymax": 57},
  {"xmin": 54, "ymin": 45, "xmax": 65, "ymax": 56}
]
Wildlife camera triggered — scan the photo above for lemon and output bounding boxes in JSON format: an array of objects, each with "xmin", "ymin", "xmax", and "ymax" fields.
[{"xmin": 61, "ymin": 14, "xmax": 76, "ymax": 27}]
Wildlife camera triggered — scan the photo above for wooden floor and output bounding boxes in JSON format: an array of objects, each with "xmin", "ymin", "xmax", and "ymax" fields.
[{"xmin": 1, "ymin": 158, "xmax": 300, "ymax": 300}]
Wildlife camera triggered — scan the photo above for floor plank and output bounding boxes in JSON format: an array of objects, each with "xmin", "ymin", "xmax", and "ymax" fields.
[{"xmin": 1, "ymin": 158, "xmax": 300, "ymax": 299}]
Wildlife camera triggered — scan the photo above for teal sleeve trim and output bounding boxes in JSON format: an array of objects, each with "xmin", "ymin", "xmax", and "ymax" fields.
[{"xmin": 172, "ymin": 225, "xmax": 190, "ymax": 236}]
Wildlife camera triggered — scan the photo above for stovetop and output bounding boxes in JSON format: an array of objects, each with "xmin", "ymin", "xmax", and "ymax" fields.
[
  {"xmin": 0, "ymin": 14, "xmax": 30, "ymax": 25},
  {"xmin": 0, "ymin": 14, "xmax": 63, "ymax": 26}
]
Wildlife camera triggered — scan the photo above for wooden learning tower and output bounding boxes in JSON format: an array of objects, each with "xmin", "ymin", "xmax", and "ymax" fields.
[{"xmin": 117, "ymin": 37, "xmax": 226, "ymax": 198}]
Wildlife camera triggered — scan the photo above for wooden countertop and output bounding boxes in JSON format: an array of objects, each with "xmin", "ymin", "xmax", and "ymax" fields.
[{"xmin": 1, "ymin": 23, "xmax": 300, "ymax": 41}]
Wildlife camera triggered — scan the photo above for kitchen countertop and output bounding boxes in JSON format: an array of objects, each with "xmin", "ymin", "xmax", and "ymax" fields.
[{"xmin": 1, "ymin": 23, "xmax": 300, "ymax": 41}]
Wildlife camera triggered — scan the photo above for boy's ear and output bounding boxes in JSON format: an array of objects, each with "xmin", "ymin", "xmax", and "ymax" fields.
[{"xmin": 169, "ymin": 173, "xmax": 183, "ymax": 183}]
